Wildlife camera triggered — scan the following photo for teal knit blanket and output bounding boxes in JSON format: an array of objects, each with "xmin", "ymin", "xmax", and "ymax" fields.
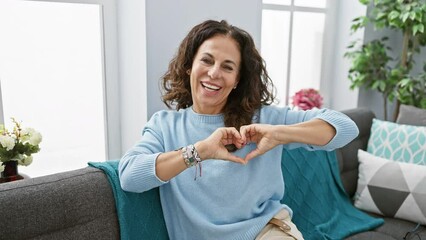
[
  {"xmin": 88, "ymin": 160, "xmax": 168, "ymax": 240},
  {"xmin": 280, "ymin": 148, "xmax": 384, "ymax": 239},
  {"xmin": 89, "ymin": 148, "xmax": 383, "ymax": 240}
]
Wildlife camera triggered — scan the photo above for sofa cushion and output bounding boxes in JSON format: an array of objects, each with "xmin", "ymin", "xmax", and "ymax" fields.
[
  {"xmin": 367, "ymin": 119, "xmax": 426, "ymax": 165},
  {"xmin": 338, "ymin": 108, "xmax": 375, "ymax": 198},
  {"xmin": 363, "ymin": 214, "xmax": 426, "ymax": 239},
  {"xmin": 397, "ymin": 104, "xmax": 426, "ymax": 127},
  {"xmin": 354, "ymin": 150, "xmax": 426, "ymax": 225}
]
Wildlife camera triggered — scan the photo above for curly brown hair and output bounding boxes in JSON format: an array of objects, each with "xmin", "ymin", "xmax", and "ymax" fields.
[{"xmin": 162, "ymin": 19, "xmax": 275, "ymax": 131}]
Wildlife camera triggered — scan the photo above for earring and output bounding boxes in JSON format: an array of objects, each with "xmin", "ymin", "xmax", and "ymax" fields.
[
  {"xmin": 233, "ymin": 85, "xmax": 237, "ymax": 89},
  {"xmin": 186, "ymin": 69, "xmax": 191, "ymax": 75}
]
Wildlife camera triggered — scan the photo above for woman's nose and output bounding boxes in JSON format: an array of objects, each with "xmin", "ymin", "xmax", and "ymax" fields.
[{"xmin": 208, "ymin": 65, "xmax": 221, "ymax": 79}]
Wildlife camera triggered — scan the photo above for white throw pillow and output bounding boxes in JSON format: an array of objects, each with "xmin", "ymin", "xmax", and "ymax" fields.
[{"xmin": 354, "ymin": 150, "xmax": 426, "ymax": 225}]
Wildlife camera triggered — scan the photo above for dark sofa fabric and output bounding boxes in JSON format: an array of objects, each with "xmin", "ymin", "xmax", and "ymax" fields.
[
  {"xmin": 0, "ymin": 167, "xmax": 119, "ymax": 240},
  {"xmin": 0, "ymin": 107, "xmax": 424, "ymax": 240}
]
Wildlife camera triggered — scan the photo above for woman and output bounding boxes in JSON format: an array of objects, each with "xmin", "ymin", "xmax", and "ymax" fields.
[{"xmin": 119, "ymin": 19, "xmax": 359, "ymax": 240}]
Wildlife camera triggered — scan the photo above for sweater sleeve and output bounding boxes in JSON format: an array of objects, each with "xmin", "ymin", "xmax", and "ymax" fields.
[
  {"xmin": 118, "ymin": 112, "xmax": 168, "ymax": 193},
  {"xmin": 278, "ymin": 107, "xmax": 359, "ymax": 151},
  {"xmin": 312, "ymin": 109, "xmax": 359, "ymax": 150}
]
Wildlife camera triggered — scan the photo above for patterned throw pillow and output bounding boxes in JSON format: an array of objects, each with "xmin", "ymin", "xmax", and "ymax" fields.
[
  {"xmin": 367, "ymin": 119, "xmax": 426, "ymax": 165},
  {"xmin": 354, "ymin": 150, "xmax": 426, "ymax": 224}
]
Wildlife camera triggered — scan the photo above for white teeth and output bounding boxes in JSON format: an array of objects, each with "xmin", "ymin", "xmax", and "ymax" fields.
[{"xmin": 202, "ymin": 82, "xmax": 221, "ymax": 91}]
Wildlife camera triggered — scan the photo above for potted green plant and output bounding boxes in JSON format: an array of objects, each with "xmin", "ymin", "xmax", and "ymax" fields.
[{"xmin": 345, "ymin": 0, "xmax": 426, "ymax": 121}]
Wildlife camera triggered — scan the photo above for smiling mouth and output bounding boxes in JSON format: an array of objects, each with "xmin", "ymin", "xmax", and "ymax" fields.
[{"xmin": 201, "ymin": 82, "xmax": 221, "ymax": 92}]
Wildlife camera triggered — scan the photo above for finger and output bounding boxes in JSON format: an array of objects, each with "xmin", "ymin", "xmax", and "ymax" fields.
[
  {"xmin": 233, "ymin": 140, "xmax": 244, "ymax": 150},
  {"xmin": 239, "ymin": 125, "xmax": 248, "ymax": 143},
  {"xmin": 233, "ymin": 133, "xmax": 245, "ymax": 148},
  {"xmin": 221, "ymin": 129, "xmax": 240, "ymax": 146},
  {"xmin": 226, "ymin": 128, "xmax": 244, "ymax": 148},
  {"xmin": 240, "ymin": 125, "xmax": 255, "ymax": 143},
  {"xmin": 224, "ymin": 153, "xmax": 246, "ymax": 164},
  {"xmin": 244, "ymin": 148, "xmax": 261, "ymax": 162},
  {"xmin": 227, "ymin": 127, "xmax": 242, "ymax": 140}
]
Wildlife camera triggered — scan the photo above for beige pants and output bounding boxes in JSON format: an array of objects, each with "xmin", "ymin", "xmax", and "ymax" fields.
[{"xmin": 255, "ymin": 209, "xmax": 304, "ymax": 240}]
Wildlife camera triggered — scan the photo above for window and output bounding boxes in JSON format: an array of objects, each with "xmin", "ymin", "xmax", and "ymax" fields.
[
  {"xmin": 261, "ymin": 0, "xmax": 327, "ymax": 106},
  {"xmin": 0, "ymin": 0, "xmax": 120, "ymax": 177}
]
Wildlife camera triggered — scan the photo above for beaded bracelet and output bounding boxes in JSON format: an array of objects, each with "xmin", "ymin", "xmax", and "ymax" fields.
[{"xmin": 181, "ymin": 144, "xmax": 202, "ymax": 180}]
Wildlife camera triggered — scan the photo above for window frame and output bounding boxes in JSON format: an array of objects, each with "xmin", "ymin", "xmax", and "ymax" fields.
[
  {"xmin": 261, "ymin": 0, "xmax": 336, "ymax": 107},
  {"xmin": 0, "ymin": 0, "xmax": 121, "ymax": 160}
]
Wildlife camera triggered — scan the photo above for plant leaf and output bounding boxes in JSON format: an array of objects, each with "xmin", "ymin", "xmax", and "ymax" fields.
[
  {"xmin": 388, "ymin": 10, "xmax": 400, "ymax": 20},
  {"xmin": 409, "ymin": 11, "xmax": 416, "ymax": 20},
  {"xmin": 399, "ymin": 78, "xmax": 411, "ymax": 87},
  {"xmin": 376, "ymin": 12, "xmax": 387, "ymax": 20},
  {"xmin": 379, "ymin": 81, "xmax": 386, "ymax": 91},
  {"xmin": 402, "ymin": 12, "xmax": 410, "ymax": 22},
  {"xmin": 418, "ymin": 24, "xmax": 424, "ymax": 33}
]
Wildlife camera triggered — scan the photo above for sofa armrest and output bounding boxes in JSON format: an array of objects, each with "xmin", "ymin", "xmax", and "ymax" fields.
[
  {"xmin": 336, "ymin": 108, "xmax": 375, "ymax": 198},
  {"xmin": 0, "ymin": 167, "xmax": 119, "ymax": 240}
]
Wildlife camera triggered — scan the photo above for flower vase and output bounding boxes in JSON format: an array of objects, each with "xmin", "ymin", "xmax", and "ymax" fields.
[{"xmin": 0, "ymin": 161, "xmax": 24, "ymax": 183}]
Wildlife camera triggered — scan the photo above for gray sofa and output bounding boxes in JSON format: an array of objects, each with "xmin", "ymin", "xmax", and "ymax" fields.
[
  {"xmin": 336, "ymin": 108, "xmax": 425, "ymax": 239},
  {"xmin": 0, "ymin": 108, "xmax": 424, "ymax": 240}
]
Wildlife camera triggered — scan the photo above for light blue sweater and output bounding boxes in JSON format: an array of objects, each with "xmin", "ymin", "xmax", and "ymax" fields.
[{"xmin": 118, "ymin": 105, "xmax": 359, "ymax": 240}]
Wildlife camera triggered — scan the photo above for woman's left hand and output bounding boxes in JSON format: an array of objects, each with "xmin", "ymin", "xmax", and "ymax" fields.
[{"xmin": 239, "ymin": 124, "xmax": 281, "ymax": 162}]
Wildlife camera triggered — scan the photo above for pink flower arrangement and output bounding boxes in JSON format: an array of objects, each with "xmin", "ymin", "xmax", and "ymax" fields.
[{"xmin": 291, "ymin": 88, "xmax": 323, "ymax": 110}]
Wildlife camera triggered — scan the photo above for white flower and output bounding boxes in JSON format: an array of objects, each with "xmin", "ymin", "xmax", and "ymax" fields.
[
  {"xmin": 20, "ymin": 128, "xmax": 32, "ymax": 142},
  {"xmin": 21, "ymin": 127, "xmax": 42, "ymax": 146},
  {"xmin": 0, "ymin": 119, "xmax": 41, "ymax": 166},
  {"xmin": 29, "ymin": 131, "xmax": 42, "ymax": 145},
  {"xmin": 0, "ymin": 135, "xmax": 15, "ymax": 151},
  {"xmin": 20, "ymin": 128, "xmax": 37, "ymax": 141},
  {"xmin": 19, "ymin": 155, "xmax": 33, "ymax": 166}
]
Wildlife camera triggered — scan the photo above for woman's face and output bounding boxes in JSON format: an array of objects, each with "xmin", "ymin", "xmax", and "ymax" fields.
[{"xmin": 189, "ymin": 35, "xmax": 241, "ymax": 114}]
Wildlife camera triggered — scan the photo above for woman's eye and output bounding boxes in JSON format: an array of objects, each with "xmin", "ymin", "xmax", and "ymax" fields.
[
  {"xmin": 201, "ymin": 58, "xmax": 213, "ymax": 64},
  {"xmin": 223, "ymin": 65, "xmax": 233, "ymax": 71}
]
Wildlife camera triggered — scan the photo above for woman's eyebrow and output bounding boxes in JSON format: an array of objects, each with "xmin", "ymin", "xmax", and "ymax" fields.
[{"xmin": 202, "ymin": 53, "xmax": 238, "ymax": 67}]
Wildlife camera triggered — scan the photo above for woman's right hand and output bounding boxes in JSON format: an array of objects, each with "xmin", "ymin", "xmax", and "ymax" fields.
[{"xmin": 195, "ymin": 127, "xmax": 246, "ymax": 164}]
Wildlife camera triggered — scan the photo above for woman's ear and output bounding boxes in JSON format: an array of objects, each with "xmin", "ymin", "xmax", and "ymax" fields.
[{"xmin": 233, "ymin": 80, "xmax": 239, "ymax": 89}]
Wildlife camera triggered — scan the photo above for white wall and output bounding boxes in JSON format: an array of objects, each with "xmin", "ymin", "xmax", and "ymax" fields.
[
  {"xmin": 328, "ymin": 0, "xmax": 367, "ymax": 111},
  {"xmin": 117, "ymin": 0, "xmax": 148, "ymax": 153}
]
